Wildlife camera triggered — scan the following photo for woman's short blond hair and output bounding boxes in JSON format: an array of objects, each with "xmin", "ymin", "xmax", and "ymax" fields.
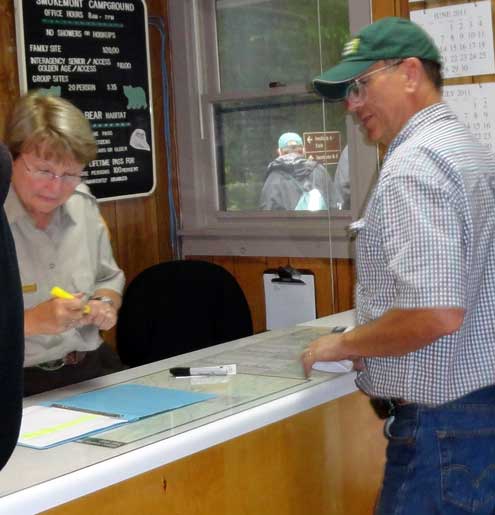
[{"xmin": 5, "ymin": 91, "xmax": 97, "ymax": 165}]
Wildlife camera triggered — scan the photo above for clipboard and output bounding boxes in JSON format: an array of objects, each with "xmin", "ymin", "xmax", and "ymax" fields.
[{"xmin": 263, "ymin": 267, "xmax": 316, "ymax": 330}]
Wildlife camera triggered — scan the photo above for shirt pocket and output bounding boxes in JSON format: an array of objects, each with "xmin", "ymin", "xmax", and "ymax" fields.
[
  {"xmin": 355, "ymin": 219, "xmax": 385, "ymax": 275},
  {"xmin": 70, "ymin": 272, "xmax": 95, "ymax": 296}
]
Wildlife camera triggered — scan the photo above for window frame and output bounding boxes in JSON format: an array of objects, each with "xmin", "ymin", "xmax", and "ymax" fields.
[{"xmin": 168, "ymin": 0, "xmax": 377, "ymax": 258}]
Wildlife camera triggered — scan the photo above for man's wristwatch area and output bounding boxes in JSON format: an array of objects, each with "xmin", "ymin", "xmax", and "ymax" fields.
[{"xmin": 89, "ymin": 295, "xmax": 115, "ymax": 306}]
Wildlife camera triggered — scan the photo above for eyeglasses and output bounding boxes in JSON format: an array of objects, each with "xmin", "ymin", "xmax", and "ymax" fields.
[
  {"xmin": 20, "ymin": 154, "xmax": 82, "ymax": 186},
  {"xmin": 345, "ymin": 60, "xmax": 403, "ymax": 105}
]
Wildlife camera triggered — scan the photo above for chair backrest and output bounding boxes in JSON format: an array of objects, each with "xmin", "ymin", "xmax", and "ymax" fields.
[{"xmin": 116, "ymin": 260, "xmax": 253, "ymax": 367}]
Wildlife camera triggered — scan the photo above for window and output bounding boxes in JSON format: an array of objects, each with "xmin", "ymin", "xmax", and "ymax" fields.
[{"xmin": 169, "ymin": 0, "xmax": 378, "ymax": 258}]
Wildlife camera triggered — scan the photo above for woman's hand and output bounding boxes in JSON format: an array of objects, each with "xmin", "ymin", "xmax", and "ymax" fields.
[
  {"xmin": 81, "ymin": 299, "xmax": 117, "ymax": 331},
  {"xmin": 25, "ymin": 294, "xmax": 86, "ymax": 336}
]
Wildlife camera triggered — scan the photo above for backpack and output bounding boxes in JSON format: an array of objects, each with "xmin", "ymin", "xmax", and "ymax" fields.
[
  {"xmin": 295, "ymin": 188, "xmax": 327, "ymax": 211},
  {"xmin": 294, "ymin": 169, "xmax": 328, "ymax": 211}
]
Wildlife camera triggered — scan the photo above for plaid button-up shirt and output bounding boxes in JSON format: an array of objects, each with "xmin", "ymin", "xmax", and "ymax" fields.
[{"xmin": 355, "ymin": 103, "xmax": 495, "ymax": 405}]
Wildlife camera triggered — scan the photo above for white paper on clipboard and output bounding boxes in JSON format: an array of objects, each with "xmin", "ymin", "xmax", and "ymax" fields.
[{"xmin": 263, "ymin": 271, "xmax": 316, "ymax": 330}]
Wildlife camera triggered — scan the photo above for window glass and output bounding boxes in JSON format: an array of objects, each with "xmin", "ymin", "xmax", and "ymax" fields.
[
  {"xmin": 216, "ymin": 0, "xmax": 349, "ymax": 91},
  {"xmin": 215, "ymin": 0, "xmax": 350, "ymax": 213},
  {"xmin": 215, "ymin": 95, "xmax": 347, "ymax": 211}
]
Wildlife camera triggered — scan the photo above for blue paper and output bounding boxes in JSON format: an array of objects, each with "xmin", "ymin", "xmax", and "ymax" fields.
[{"xmin": 48, "ymin": 383, "xmax": 216, "ymax": 421}]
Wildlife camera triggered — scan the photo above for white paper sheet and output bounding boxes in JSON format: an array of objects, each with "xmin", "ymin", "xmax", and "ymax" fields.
[
  {"xmin": 444, "ymin": 82, "xmax": 495, "ymax": 152},
  {"xmin": 312, "ymin": 360, "xmax": 354, "ymax": 374},
  {"xmin": 263, "ymin": 273, "xmax": 316, "ymax": 330},
  {"xmin": 18, "ymin": 405, "xmax": 127, "ymax": 449},
  {"xmin": 411, "ymin": 2, "xmax": 495, "ymax": 78}
]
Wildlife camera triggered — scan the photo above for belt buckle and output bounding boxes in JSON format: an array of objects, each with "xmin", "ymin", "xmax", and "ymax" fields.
[
  {"xmin": 384, "ymin": 414, "xmax": 395, "ymax": 438},
  {"xmin": 36, "ymin": 359, "xmax": 65, "ymax": 371},
  {"xmin": 391, "ymin": 398, "xmax": 409, "ymax": 409},
  {"xmin": 35, "ymin": 351, "xmax": 86, "ymax": 371}
]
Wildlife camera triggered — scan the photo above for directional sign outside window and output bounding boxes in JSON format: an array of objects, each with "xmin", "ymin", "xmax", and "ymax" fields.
[{"xmin": 303, "ymin": 131, "xmax": 341, "ymax": 166}]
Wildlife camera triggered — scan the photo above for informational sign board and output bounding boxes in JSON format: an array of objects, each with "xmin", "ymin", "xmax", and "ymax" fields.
[
  {"xmin": 303, "ymin": 131, "xmax": 341, "ymax": 166},
  {"xmin": 14, "ymin": 0, "xmax": 155, "ymax": 202},
  {"xmin": 410, "ymin": 1, "xmax": 495, "ymax": 79}
]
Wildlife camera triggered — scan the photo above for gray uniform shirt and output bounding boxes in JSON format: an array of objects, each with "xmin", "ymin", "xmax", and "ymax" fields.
[{"xmin": 5, "ymin": 184, "xmax": 125, "ymax": 367}]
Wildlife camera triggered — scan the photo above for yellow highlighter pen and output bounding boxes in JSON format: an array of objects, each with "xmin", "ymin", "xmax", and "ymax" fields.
[{"xmin": 50, "ymin": 286, "xmax": 91, "ymax": 314}]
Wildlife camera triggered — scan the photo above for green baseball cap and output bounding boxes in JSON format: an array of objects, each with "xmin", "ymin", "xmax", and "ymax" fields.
[
  {"xmin": 313, "ymin": 17, "xmax": 442, "ymax": 101},
  {"xmin": 278, "ymin": 132, "xmax": 303, "ymax": 149}
]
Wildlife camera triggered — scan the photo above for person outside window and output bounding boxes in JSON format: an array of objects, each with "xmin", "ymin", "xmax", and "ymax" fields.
[
  {"xmin": 301, "ymin": 17, "xmax": 495, "ymax": 514},
  {"xmin": 259, "ymin": 132, "xmax": 341, "ymax": 210},
  {"xmin": 4, "ymin": 91, "xmax": 126, "ymax": 396}
]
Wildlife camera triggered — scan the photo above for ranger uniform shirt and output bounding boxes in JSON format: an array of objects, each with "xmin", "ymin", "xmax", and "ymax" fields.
[{"xmin": 5, "ymin": 183, "xmax": 125, "ymax": 367}]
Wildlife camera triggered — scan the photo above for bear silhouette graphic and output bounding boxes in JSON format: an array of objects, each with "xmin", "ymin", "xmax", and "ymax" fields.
[{"xmin": 123, "ymin": 86, "xmax": 147, "ymax": 109}]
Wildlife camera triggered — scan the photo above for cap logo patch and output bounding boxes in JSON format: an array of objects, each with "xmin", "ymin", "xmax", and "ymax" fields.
[{"xmin": 342, "ymin": 37, "xmax": 360, "ymax": 57}]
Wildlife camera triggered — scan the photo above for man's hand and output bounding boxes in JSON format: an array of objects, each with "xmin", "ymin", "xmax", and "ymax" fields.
[
  {"xmin": 300, "ymin": 307, "xmax": 466, "ymax": 379},
  {"xmin": 25, "ymin": 294, "xmax": 86, "ymax": 336},
  {"xmin": 301, "ymin": 333, "xmax": 352, "ymax": 378}
]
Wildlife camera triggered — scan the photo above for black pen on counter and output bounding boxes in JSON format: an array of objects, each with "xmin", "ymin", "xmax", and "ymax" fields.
[{"xmin": 170, "ymin": 364, "xmax": 237, "ymax": 377}]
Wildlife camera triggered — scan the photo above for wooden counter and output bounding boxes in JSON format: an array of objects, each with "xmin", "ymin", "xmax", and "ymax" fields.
[
  {"xmin": 44, "ymin": 390, "xmax": 385, "ymax": 515},
  {"xmin": 0, "ymin": 312, "xmax": 386, "ymax": 515}
]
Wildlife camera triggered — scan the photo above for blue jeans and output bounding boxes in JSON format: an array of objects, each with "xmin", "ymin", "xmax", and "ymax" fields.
[{"xmin": 375, "ymin": 385, "xmax": 495, "ymax": 515}]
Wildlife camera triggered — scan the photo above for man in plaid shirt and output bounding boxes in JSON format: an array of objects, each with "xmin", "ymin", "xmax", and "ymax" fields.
[{"xmin": 302, "ymin": 17, "xmax": 495, "ymax": 515}]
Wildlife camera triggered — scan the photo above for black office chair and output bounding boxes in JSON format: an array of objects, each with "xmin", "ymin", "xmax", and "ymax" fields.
[{"xmin": 116, "ymin": 260, "xmax": 253, "ymax": 367}]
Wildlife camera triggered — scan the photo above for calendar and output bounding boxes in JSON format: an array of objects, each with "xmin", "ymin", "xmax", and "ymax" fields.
[
  {"xmin": 411, "ymin": 1, "xmax": 495, "ymax": 79},
  {"xmin": 444, "ymin": 83, "xmax": 495, "ymax": 151}
]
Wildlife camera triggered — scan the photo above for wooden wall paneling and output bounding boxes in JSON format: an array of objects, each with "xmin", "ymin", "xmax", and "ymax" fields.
[
  {"xmin": 289, "ymin": 257, "xmax": 335, "ymax": 317},
  {"xmin": 233, "ymin": 257, "xmax": 272, "ymax": 334},
  {"xmin": 43, "ymin": 391, "xmax": 386, "ymax": 515},
  {"xmin": 333, "ymin": 259, "xmax": 355, "ymax": 313},
  {"xmin": 407, "ymin": 1, "xmax": 426, "ymax": 10},
  {"xmin": 98, "ymin": 203, "xmax": 119, "ymax": 349},
  {"xmin": 114, "ymin": 196, "xmax": 161, "ymax": 284},
  {"xmin": 372, "ymin": 0, "xmax": 399, "ymax": 20},
  {"xmin": 146, "ymin": 0, "xmax": 175, "ymax": 263},
  {"xmin": 210, "ymin": 255, "xmax": 237, "ymax": 276},
  {"xmin": 110, "ymin": 0, "xmax": 174, "ymax": 284},
  {"xmin": 0, "ymin": 3, "xmax": 19, "ymax": 138},
  {"xmin": 399, "ymin": 0, "xmax": 410, "ymax": 17},
  {"xmin": 421, "ymin": 0, "xmax": 474, "ymax": 7},
  {"xmin": 186, "ymin": 255, "xmax": 235, "ymax": 276}
]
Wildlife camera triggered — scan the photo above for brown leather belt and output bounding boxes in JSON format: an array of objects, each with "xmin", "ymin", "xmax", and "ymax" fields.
[
  {"xmin": 35, "ymin": 351, "xmax": 87, "ymax": 371},
  {"xmin": 391, "ymin": 398, "xmax": 410, "ymax": 407},
  {"xmin": 370, "ymin": 397, "xmax": 410, "ymax": 419}
]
